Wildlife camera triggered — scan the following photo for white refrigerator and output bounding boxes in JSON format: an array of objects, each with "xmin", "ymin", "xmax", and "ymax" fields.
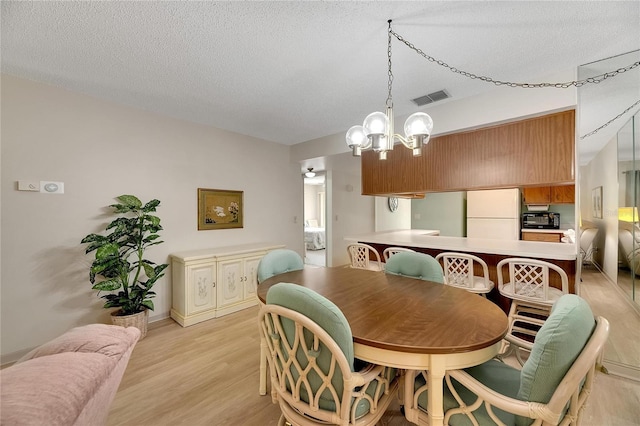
[{"xmin": 466, "ymin": 188, "xmax": 521, "ymax": 240}]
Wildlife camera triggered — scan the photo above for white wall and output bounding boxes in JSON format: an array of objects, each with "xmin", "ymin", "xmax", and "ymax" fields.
[
  {"xmin": 303, "ymin": 184, "xmax": 321, "ymax": 224},
  {"xmin": 412, "ymin": 192, "xmax": 467, "ymax": 236},
  {"xmin": 374, "ymin": 197, "xmax": 411, "ymax": 232},
  {"xmin": 579, "ymin": 135, "xmax": 619, "ymax": 281},
  {"xmin": 1, "ymin": 75, "xmax": 303, "ymax": 360},
  {"xmin": 326, "ymin": 153, "xmax": 374, "ymax": 267}
]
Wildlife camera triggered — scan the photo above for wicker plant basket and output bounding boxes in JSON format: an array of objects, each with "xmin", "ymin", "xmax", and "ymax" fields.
[{"xmin": 111, "ymin": 309, "xmax": 149, "ymax": 339}]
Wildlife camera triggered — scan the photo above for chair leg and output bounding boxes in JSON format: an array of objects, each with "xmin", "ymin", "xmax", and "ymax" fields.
[
  {"xmin": 259, "ymin": 338, "xmax": 269, "ymax": 395},
  {"xmin": 277, "ymin": 414, "xmax": 287, "ymax": 426}
]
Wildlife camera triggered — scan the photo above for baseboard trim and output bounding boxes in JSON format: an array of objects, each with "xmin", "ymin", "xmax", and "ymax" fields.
[{"xmin": 602, "ymin": 359, "xmax": 640, "ymax": 382}]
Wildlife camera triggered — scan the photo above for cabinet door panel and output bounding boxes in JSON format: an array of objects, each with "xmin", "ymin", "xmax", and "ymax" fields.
[
  {"xmin": 217, "ymin": 260, "xmax": 244, "ymax": 307},
  {"xmin": 187, "ymin": 264, "xmax": 216, "ymax": 315},
  {"xmin": 244, "ymin": 256, "xmax": 262, "ymax": 299},
  {"xmin": 523, "ymin": 187, "xmax": 551, "ymax": 204},
  {"xmin": 551, "ymin": 185, "xmax": 575, "ymax": 203}
]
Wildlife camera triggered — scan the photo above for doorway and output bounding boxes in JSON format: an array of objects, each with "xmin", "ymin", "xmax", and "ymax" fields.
[{"xmin": 303, "ymin": 173, "xmax": 326, "ymax": 267}]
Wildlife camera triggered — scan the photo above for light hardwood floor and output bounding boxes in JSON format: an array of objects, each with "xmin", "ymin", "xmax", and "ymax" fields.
[
  {"xmin": 108, "ymin": 272, "xmax": 640, "ymax": 426},
  {"xmin": 580, "ymin": 267, "xmax": 640, "ymax": 369}
]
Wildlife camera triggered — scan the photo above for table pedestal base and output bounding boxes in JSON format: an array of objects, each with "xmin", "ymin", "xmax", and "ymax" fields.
[{"xmin": 354, "ymin": 342, "xmax": 501, "ymax": 426}]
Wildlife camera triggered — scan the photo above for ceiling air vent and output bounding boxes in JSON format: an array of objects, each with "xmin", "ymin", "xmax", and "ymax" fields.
[{"xmin": 411, "ymin": 90, "xmax": 450, "ymax": 106}]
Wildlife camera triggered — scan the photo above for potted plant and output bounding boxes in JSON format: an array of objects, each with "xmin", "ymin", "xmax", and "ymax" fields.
[{"xmin": 81, "ymin": 195, "xmax": 168, "ymax": 338}]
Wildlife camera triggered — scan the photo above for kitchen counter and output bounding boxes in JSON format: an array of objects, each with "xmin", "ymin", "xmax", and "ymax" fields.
[
  {"xmin": 345, "ymin": 229, "xmax": 577, "ymax": 260},
  {"xmin": 346, "ymin": 229, "xmax": 577, "ymax": 299}
]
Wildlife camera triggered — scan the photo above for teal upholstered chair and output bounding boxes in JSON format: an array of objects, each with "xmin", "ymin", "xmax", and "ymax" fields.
[
  {"xmin": 257, "ymin": 249, "xmax": 304, "ymax": 283},
  {"xmin": 259, "ymin": 283, "xmax": 398, "ymax": 425},
  {"xmin": 384, "ymin": 251, "xmax": 444, "ymax": 283},
  {"xmin": 257, "ymin": 249, "xmax": 304, "ymax": 395},
  {"xmin": 405, "ymin": 294, "xmax": 609, "ymax": 426}
]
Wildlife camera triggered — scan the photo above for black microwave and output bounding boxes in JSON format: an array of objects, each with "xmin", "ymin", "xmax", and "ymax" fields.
[{"xmin": 522, "ymin": 212, "xmax": 560, "ymax": 229}]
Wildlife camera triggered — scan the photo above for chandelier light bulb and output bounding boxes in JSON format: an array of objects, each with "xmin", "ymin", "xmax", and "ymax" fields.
[
  {"xmin": 345, "ymin": 125, "xmax": 369, "ymax": 156},
  {"xmin": 362, "ymin": 111, "xmax": 389, "ymax": 136},
  {"xmin": 304, "ymin": 168, "xmax": 316, "ymax": 178},
  {"xmin": 404, "ymin": 112, "xmax": 434, "ymax": 156},
  {"xmin": 404, "ymin": 112, "xmax": 433, "ymax": 138}
]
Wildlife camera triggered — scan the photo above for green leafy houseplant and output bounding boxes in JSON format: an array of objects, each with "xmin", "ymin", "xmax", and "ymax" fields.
[{"xmin": 81, "ymin": 195, "xmax": 169, "ymax": 316}]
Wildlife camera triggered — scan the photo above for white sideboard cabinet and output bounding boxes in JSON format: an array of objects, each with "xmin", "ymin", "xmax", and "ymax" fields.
[{"xmin": 170, "ymin": 243, "xmax": 284, "ymax": 327}]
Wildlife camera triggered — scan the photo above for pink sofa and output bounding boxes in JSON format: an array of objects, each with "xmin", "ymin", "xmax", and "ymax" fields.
[{"xmin": 1, "ymin": 324, "xmax": 140, "ymax": 426}]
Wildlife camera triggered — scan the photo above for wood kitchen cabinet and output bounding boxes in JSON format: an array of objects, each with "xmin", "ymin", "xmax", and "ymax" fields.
[
  {"xmin": 551, "ymin": 185, "xmax": 575, "ymax": 203},
  {"xmin": 521, "ymin": 231, "xmax": 563, "ymax": 243},
  {"xmin": 523, "ymin": 187, "xmax": 551, "ymax": 204},
  {"xmin": 361, "ymin": 110, "xmax": 575, "ymax": 195},
  {"xmin": 523, "ymin": 185, "xmax": 575, "ymax": 204},
  {"xmin": 170, "ymin": 243, "xmax": 284, "ymax": 326}
]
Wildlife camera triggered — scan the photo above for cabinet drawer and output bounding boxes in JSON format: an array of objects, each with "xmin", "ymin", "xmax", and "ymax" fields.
[{"xmin": 522, "ymin": 232, "xmax": 562, "ymax": 243}]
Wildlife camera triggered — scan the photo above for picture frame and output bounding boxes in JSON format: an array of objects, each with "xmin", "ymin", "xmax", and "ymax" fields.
[
  {"xmin": 198, "ymin": 188, "xmax": 243, "ymax": 230},
  {"xmin": 592, "ymin": 186, "xmax": 603, "ymax": 219}
]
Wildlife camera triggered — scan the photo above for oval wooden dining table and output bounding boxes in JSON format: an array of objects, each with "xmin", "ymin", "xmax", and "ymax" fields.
[{"xmin": 258, "ymin": 267, "xmax": 509, "ymax": 426}]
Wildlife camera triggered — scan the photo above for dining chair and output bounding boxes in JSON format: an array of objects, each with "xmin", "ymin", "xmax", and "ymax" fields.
[
  {"xmin": 384, "ymin": 251, "xmax": 444, "ymax": 283},
  {"xmin": 256, "ymin": 248, "xmax": 304, "ymax": 284},
  {"xmin": 347, "ymin": 243, "xmax": 383, "ymax": 271},
  {"xmin": 382, "ymin": 246, "xmax": 415, "ymax": 262},
  {"xmin": 256, "ymin": 248, "xmax": 304, "ymax": 395},
  {"xmin": 259, "ymin": 282, "xmax": 398, "ymax": 426},
  {"xmin": 435, "ymin": 252, "xmax": 494, "ymax": 297},
  {"xmin": 579, "ymin": 227, "xmax": 598, "ymax": 267},
  {"xmin": 497, "ymin": 257, "xmax": 569, "ymax": 365},
  {"xmin": 405, "ymin": 294, "xmax": 609, "ymax": 426}
]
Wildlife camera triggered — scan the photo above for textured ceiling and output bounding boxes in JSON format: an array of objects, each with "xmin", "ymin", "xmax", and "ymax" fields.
[{"xmin": 2, "ymin": 1, "xmax": 639, "ymax": 155}]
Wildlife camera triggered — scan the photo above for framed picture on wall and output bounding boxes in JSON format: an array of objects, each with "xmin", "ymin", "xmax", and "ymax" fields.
[
  {"xmin": 592, "ymin": 186, "xmax": 603, "ymax": 219},
  {"xmin": 198, "ymin": 188, "xmax": 243, "ymax": 230}
]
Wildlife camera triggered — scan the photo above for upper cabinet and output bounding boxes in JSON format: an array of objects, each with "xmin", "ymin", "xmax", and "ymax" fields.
[
  {"xmin": 551, "ymin": 185, "xmax": 575, "ymax": 204},
  {"xmin": 522, "ymin": 187, "xmax": 551, "ymax": 204},
  {"xmin": 522, "ymin": 185, "xmax": 575, "ymax": 204},
  {"xmin": 361, "ymin": 110, "xmax": 575, "ymax": 196}
]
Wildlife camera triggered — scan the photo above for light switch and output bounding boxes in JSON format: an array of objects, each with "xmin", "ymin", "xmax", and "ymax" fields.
[
  {"xmin": 40, "ymin": 181, "xmax": 64, "ymax": 194},
  {"xmin": 18, "ymin": 181, "xmax": 40, "ymax": 191}
]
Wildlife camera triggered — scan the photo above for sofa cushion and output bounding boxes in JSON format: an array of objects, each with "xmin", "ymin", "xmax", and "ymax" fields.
[
  {"xmin": 18, "ymin": 324, "xmax": 140, "ymax": 363},
  {"xmin": 0, "ymin": 352, "xmax": 115, "ymax": 426}
]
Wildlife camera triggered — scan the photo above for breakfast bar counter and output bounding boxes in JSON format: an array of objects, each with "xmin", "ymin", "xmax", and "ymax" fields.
[
  {"xmin": 345, "ymin": 230, "xmax": 578, "ymax": 307},
  {"xmin": 345, "ymin": 229, "xmax": 577, "ymax": 260}
]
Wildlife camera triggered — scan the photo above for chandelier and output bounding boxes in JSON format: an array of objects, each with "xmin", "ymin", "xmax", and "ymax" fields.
[{"xmin": 345, "ymin": 20, "xmax": 433, "ymax": 160}]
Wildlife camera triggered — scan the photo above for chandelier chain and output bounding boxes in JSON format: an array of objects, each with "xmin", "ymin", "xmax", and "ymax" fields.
[
  {"xmin": 389, "ymin": 26, "xmax": 640, "ymax": 89},
  {"xmin": 580, "ymin": 99, "xmax": 640, "ymax": 139},
  {"xmin": 386, "ymin": 20, "xmax": 394, "ymax": 108}
]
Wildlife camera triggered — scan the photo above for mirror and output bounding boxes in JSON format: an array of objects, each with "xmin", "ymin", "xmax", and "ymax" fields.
[
  {"xmin": 578, "ymin": 49, "xmax": 640, "ymax": 377},
  {"xmin": 617, "ymin": 111, "xmax": 640, "ymax": 306}
]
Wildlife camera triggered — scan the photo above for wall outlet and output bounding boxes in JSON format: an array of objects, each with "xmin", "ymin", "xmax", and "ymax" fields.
[{"xmin": 40, "ymin": 181, "xmax": 64, "ymax": 194}]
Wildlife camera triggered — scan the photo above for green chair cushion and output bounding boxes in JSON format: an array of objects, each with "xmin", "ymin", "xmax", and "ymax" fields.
[
  {"xmin": 516, "ymin": 294, "xmax": 595, "ymax": 426},
  {"xmin": 416, "ymin": 359, "xmax": 521, "ymax": 426},
  {"xmin": 267, "ymin": 282, "xmax": 356, "ymax": 414},
  {"xmin": 257, "ymin": 249, "xmax": 303, "ymax": 283},
  {"xmin": 267, "ymin": 283, "xmax": 393, "ymax": 419},
  {"xmin": 384, "ymin": 251, "xmax": 444, "ymax": 283}
]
